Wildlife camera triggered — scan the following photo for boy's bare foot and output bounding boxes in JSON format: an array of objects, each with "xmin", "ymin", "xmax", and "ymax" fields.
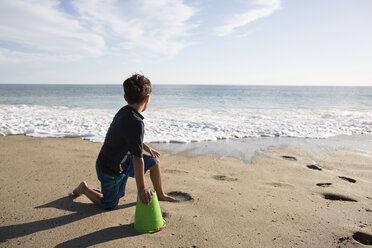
[
  {"xmin": 158, "ymin": 194, "xmax": 180, "ymax": 202},
  {"xmin": 73, "ymin": 181, "xmax": 87, "ymax": 196}
]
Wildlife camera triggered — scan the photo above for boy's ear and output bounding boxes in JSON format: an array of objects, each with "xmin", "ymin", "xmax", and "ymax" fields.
[
  {"xmin": 145, "ymin": 95, "xmax": 150, "ymax": 103},
  {"xmin": 124, "ymin": 94, "xmax": 127, "ymax": 101}
]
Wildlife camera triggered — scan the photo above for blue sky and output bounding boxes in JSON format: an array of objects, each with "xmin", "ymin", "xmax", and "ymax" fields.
[{"xmin": 0, "ymin": 0, "xmax": 371, "ymax": 85}]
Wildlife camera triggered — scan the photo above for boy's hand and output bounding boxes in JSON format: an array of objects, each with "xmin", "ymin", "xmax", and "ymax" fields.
[
  {"xmin": 149, "ymin": 148, "xmax": 160, "ymax": 158},
  {"xmin": 139, "ymin": 188, "xmax": 153, "ymax": 205},
  {"xmin": 144, "ymin": 143, "xmax": 160, "ymax": 158}
]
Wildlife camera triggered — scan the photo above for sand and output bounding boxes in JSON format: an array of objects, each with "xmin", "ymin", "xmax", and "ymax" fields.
[{"xmin": 0, "ymin": 135, "xmax": 371, "ymax": 247}]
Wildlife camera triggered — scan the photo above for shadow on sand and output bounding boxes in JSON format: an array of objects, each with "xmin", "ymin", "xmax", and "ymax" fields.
[
  {"xmin": 0, "ymin": 195, "xmax": 137, "ymax": 245},
  {"xmin": 55, "ymin": 223, "xmax": 140, "ymax": 248}
]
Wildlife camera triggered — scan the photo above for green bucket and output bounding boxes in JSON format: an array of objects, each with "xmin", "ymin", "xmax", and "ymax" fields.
[{"xmin": 133, "ymin": 190, "xmax": 166, "ymax": 233}]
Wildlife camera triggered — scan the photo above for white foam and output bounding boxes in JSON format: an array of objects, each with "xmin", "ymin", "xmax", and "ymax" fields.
[
  {"xmin": 0, "ymin": 104, "xmax": 371, "ymax": 143},
  {"xmin": 0, "ymin": 105, "xmax": 114, "ymax": 142}
]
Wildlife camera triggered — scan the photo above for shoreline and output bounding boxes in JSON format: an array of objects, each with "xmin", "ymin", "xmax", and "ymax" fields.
[
  {"xmin": 1, "ymin": 135, "xmax": 371, "ymax": 247},
  {"xmin": 7, "ymin": 133, "xmax": 372, "ymax": 163},
  {"xmin": 149, "ymin": 134, "xmax": 372, "ymax": 163}
]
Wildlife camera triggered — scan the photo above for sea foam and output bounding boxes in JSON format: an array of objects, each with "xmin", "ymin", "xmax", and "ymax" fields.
[{"xmin": 0, "ymin": 104, "xmax": 371, "ymax": 143}]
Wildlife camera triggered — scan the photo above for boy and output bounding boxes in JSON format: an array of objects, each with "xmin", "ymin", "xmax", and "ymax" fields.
[{"xmin": 73, "ymin": 74, "xmax": 177, "ymax": 209}]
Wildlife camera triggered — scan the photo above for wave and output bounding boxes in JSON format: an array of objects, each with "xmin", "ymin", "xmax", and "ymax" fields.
[{"xmin": 1, "ymin": 104, "xmax": 371, "ymax": 143}]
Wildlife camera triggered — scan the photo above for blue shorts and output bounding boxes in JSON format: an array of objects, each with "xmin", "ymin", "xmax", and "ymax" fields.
[{"xmin": 96, "ymin": 154, "xmax": 158, "ymax": 210}]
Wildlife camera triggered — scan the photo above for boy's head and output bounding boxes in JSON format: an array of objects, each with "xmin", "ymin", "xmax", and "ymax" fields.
[{"xmin": 123, "ymin": 74, "xmax": 152, "ymax": 106}]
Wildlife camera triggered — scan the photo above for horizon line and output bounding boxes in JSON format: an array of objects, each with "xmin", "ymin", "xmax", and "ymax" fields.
[{"xmin": 0, "ymin": 82, "xmax": 371, "ymax": 87}]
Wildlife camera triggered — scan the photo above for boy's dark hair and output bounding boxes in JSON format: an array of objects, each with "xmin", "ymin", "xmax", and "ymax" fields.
[{"xmin": 123, "ymin": 74, "xmax": 152, "ymax": 104}]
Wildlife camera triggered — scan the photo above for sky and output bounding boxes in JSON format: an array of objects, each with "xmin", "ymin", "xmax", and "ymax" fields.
[{"xmin": 0, "ymin": 0, "xmax": 371, "ymax": 86}]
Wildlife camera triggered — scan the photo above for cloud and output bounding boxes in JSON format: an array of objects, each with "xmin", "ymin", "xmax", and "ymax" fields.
[
  {"xmin": 0, "ymin": 0, "xmax": 105, "ymax": 63},
  {"xmin": 71, "ymin": 0, "xmax": 197, "ymax": 59},
  {"xmin": 0, "ymin": 0, "xmax": 281, "ymax": 64},
  {"xmin": 215, "ymin": 0, "xmax": 281, "ymax": 36},
  {"xmin": 0, "ymin": 0, "xmax": 197, "ymax": 64},
  {"xmin": 0, "ymin": 48, "xmax": 81, "ymax": 64}
]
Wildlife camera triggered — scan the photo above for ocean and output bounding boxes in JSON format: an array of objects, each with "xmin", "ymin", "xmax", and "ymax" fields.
[{"xmin": 1, "ymin": 84, "xmax": 371, "ymax": 160}]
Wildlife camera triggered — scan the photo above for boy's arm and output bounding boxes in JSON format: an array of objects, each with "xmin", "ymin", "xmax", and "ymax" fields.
[
  {"xmin": 132, "ymin": 155, "xmax": 153, "ymax": 205},
  {"xmin": 143, "ymin": 143, "xmax": 160, "ymax": 158}
]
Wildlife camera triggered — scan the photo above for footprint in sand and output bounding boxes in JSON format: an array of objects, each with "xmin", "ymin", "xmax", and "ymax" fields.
[
  {"xmin": 164, "ymin": 169, "xmax": 189, "ymax": 174},
  {"xmin": 322, "ymin": 193, "xmax": 357, "ymax": 202},
  {"xmin": 167, "ymin": 191, "xmax": 193, "ymax": 202},
  {"xmin": 338, "ymin": 176, "xmax": 356, "ymax": 183},
  {"xmin": 352, "ymin": 232, "xmax": 372, "ymax": 246},
  {"xmin": 267, "ymin": 182, "xmax": 294, "ymax": 188},
  {"xmin": 316, "ymin": 183, "xmax": 332, "ymax": 187},
  {"xmin": 281, "ymin": 156, "xmax": 297, "ymax": 161},
  {"xmin": 213, "ymin": 175, "xmax": 238, "ymax": 182},
  {"xmin": 307, "ymin": 164, "xmax": 322, "ymax": 171}
]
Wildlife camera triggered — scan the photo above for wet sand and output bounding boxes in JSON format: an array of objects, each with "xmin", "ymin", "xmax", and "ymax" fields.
[{"xmin": 0, "ymin": 135, "xmax": 371, "ymax": 247}]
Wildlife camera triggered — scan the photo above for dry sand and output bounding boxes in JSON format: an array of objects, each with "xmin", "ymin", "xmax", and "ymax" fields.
[{"xmin": 0, "ymin": 135, "xmax": 371, "ymax": 247}]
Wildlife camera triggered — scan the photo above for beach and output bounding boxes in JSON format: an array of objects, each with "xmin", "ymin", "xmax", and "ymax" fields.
[
  {"xmin": 0, "ymin": 135, "xmax": 371, "ymax": 247},
  {"xmin": 1, "ymin": 0, "xmax": 372, "ymax": 246}
]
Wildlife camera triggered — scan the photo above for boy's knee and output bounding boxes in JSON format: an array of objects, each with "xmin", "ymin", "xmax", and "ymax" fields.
[
  {"xmin": 102, "ymin": 202, "xmax": 118, "ymax": 210},
  {"xmin": 101, "ymin": 198, "xmax": 120, "ymax": 210},
  {"xmin": 150, "ymin": 160, "xmax": 160, "ymax": 171}
]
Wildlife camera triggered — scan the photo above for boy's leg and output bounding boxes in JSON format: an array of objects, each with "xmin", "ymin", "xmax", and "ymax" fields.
[
  {"xmin": 73, "ymin": 165, "xmax": 128, "ymax": 210},
  {"xmin": 73, "ymin": 181, "xmax": 103, "ymax": 207},
  {"xmin": 149, "ymin": 161, "xmax": 179, "ymax": 202}
]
